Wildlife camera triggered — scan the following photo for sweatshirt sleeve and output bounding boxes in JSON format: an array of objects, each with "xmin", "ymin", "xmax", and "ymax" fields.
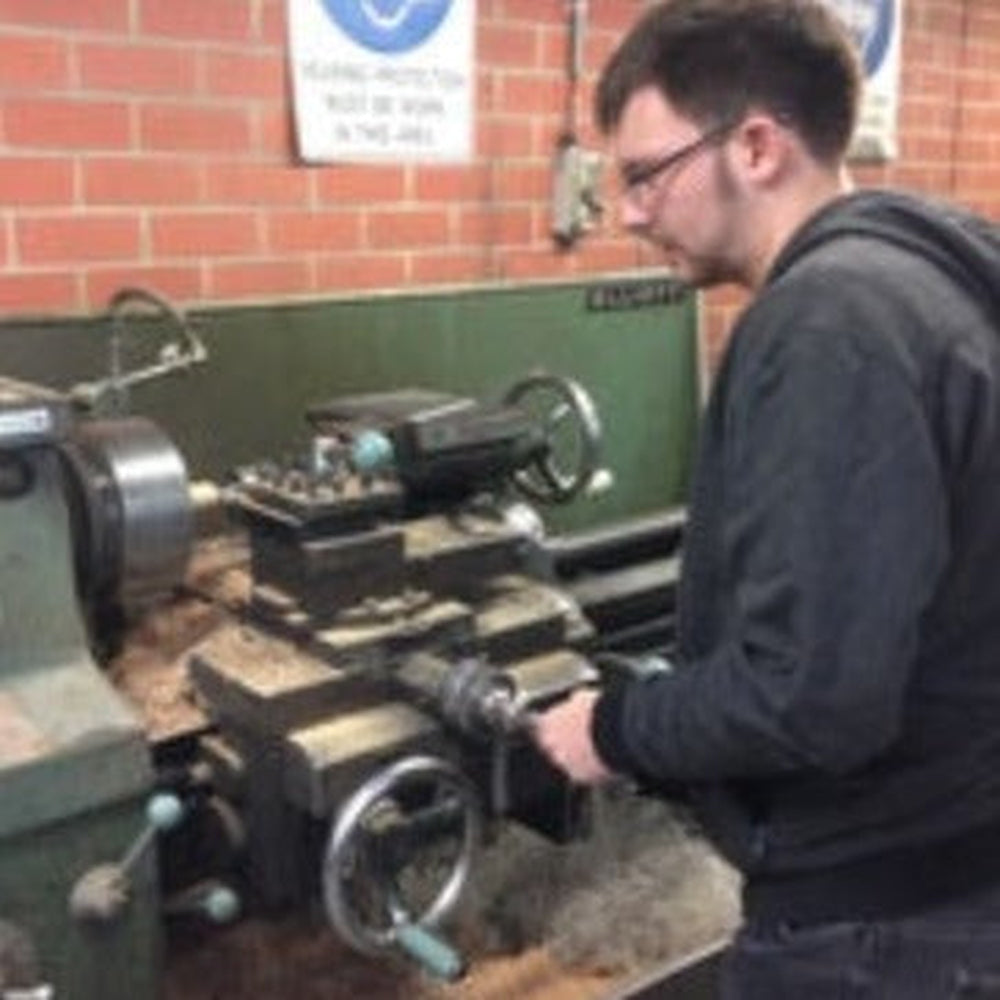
[{"xmin": 593, "ymin": 305, "xmax": 951, "ymax": 783}]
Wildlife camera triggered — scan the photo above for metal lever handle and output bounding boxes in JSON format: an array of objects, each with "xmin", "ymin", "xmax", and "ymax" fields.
[
  {"xmin": 69, "ymin": 793, "xmax": 184, "ymax": 923},
  {"xmin": 163, "ymin": 879, "xmax": 241, "ymax": 925}
]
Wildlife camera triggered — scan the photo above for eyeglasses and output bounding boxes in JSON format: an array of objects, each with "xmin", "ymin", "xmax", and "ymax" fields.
[{"xmin": 619, "ymin": 121, "xmax": 738, "ymax": 204}]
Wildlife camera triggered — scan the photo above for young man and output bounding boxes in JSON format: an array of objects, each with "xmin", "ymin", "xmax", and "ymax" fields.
[{"xmin": 532, "ymin": 1, "xmax": 1000, "ymax": 996}]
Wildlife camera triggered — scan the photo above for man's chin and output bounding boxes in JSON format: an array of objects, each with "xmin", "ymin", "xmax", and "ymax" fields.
[
  {"xmin": 664, "ymin": 254, "xmax": 729, "ymax": 290},
  {"xmin": 664, "ymin": 255, "xmax": 704, "ymax": 288}
]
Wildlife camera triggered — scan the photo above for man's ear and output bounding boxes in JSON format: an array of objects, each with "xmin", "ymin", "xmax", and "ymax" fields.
[{"xmin": 731, "ymin": 113, "xmax": 791, "ymax": 187}]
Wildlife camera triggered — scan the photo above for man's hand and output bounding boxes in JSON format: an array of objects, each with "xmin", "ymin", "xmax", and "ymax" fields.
[{"xmin": 531, "ymin": 688, "xmax": 615, "ymax": 785}]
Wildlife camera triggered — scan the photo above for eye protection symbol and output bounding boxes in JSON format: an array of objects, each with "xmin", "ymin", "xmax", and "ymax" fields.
[
  {"xmin": 832, "ymin": 0, "xmax": 895, "ymax": 76},
  {"xmin": 319, "ymin": 0, "xmax": 453, "ymax": 54}
]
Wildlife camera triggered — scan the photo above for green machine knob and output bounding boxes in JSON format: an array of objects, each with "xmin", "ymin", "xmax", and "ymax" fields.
[
  {"xmin": 351, "ymin": 429, "xmax": 394, "ymax": 473},
  {"xmin": 394, "ymin": 923, "xmax": 464, "ymax": 982},
  {"xmin": 146, "ymin": 792, "xmax": 184, "ymax": 833},
  {"xmin": 201, "ymin": 885, "xmax": 240, "ymax": 925}
]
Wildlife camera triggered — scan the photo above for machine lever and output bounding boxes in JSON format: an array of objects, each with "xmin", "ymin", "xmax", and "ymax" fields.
[
  {"xmin": 68, "ymin": 793, "xmax": 184, "ymax": 923},
  {"xmin": 119, "ymin": 793, "xmax": 184, "ymax": 877},
  {"xmin": 162, "ymin": 880, "xmax": 241, "ymax": 925}
]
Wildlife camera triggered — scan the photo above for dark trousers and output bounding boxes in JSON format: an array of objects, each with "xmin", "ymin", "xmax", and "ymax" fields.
[{"xmin": 720, "ymin": 883, "xmax": 1000, "ymax": 999}]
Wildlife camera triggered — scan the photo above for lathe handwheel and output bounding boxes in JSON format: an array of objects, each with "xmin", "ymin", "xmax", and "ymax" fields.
[
  {"xmin": 322, "ymin": 755, "xmax": 481, "ymax": 955},
  {"xmin": 503, "ymin": 372, "xmax": 603, "ymax": 504}
]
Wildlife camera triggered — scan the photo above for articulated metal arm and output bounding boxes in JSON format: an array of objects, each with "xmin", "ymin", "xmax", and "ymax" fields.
[{"xmin": 70, "ymin": 287, "xmax": 207, "ymax": 415}]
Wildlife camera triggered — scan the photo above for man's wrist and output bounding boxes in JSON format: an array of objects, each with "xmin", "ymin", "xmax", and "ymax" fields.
[{"xmin": 591, "ymin": 676, "xmax": 634, "ymax": 776}]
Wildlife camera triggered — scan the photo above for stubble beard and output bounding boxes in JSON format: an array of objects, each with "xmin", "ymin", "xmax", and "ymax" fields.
[{"xmin": 667, "ymin": 153, "xmax": 745, "ymax": 290}]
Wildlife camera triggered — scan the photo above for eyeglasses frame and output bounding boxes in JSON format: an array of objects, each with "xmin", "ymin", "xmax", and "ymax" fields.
[{"xmin": 619, "ymin": 119, "xmax": 741, "ymax": 202}]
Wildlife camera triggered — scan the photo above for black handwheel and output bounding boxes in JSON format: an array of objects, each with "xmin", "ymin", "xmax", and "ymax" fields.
[{"xmin": 503, "ymin": 372, "xmax": 602, "ymax": 504}]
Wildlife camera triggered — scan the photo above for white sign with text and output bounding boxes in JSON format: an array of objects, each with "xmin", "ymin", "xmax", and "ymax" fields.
[
  {"xmin": 824, "ymin": 0, "xmax": 904, "ymax": 161},
  {"xmin": 289, "ymin": 0, "xmax": 475, "ymax": 163}
]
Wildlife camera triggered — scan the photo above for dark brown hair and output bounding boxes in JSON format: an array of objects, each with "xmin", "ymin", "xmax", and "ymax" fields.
[{"xmin": 595, "ymin": 0, "xmax": 862, "ymax": 165}]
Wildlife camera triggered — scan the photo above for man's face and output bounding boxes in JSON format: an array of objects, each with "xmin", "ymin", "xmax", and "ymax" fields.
[{"xmin": 610, "ymin": 86, "xmax": 744, "ymax": 288}]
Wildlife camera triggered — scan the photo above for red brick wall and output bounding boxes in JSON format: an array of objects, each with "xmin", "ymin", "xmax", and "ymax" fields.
[{"xmin": 0, "ymin": 0, "xmax": 997, "ymax": 324}]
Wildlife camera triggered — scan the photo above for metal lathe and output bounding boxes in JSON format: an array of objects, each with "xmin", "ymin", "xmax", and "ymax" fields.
[{"xmin": 0, "ymin": 290, "xmax": 690, "ymax": 998}]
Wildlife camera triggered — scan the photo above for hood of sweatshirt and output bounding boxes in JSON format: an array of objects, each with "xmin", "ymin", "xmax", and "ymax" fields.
[{"xmin": 768, "ymin": 189, "xmax": 1000, "ymax": 323}]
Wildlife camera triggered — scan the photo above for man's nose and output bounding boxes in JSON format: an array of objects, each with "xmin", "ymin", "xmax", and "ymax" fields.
[{"xmin": 619, "ymin": 196, "xmax": 650, "ymax": 234}]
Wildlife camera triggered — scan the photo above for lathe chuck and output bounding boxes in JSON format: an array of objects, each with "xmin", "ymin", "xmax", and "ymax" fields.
[{"xmin": 63, "ymin": 417, "xmax": 193, "ymax": 611}]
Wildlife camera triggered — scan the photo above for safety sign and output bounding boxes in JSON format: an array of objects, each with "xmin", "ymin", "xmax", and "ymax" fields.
[
  {"xmin": 823, "ymin": 0, "xmax": 903, "ymax": 161},
  {"xmin": 289, "ymin": 0, "xmax": 474, "ymax": 162}
]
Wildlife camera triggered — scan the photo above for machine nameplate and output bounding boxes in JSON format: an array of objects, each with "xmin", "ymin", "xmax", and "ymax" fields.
[
  {"xmin": 0, "ymin": 406, "xmax": 51, "ymax": 440},
  {"xmin": 585, "ymin": 277, "xmax": 688, "ymax": 312}
]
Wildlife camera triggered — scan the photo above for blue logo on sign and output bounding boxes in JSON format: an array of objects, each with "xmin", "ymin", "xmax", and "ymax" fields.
[
  {"xmin": 835, "ymin": 0, "xmax": 895, "ymax": 76},
  {"xmin": 319, "ymin": 0, "xmax": 453, "ymax": 54}
]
